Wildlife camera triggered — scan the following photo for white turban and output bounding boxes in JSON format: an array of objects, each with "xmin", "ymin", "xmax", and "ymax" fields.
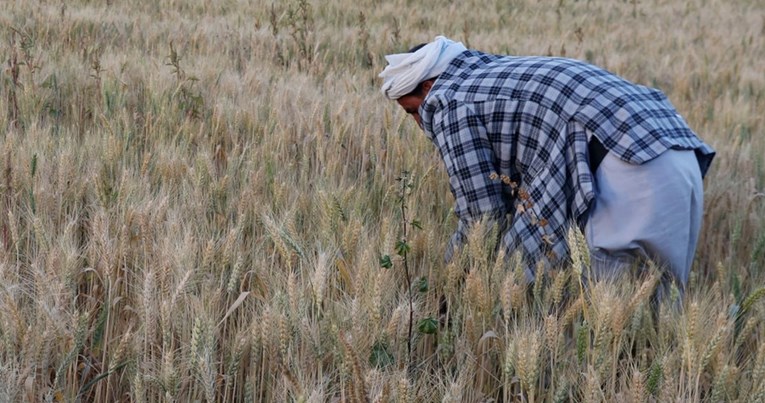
[{"xmin": 379, "ymin": 36, "xmax": 467, "ymax": 100}]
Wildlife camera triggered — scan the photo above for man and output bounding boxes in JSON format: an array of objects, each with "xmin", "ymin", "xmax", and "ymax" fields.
[{"xmin": 379, "ymin": 36, "xmax": 714, "ymax": 294}]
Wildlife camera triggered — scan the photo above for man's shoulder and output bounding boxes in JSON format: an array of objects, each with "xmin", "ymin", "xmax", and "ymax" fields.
[
  {"xmin": 427, "ymin": 51, "xmax": 503, "ymax": 100},
  {"xmin": 451, "ymin": 50, "xmax": 505, "ymax": 66},
  {"xmin": 436, "ymin": 51, "xmax": 601, "ymax": 93},
  {"xmin": 421, "ymin": 51, "xmax": 515, "ymax": 118},
  {"xmin": 444, "ymin": 50, "xmax": 514, "ymax": 77},
  {"xmin": 449, "ymin": 51, "xmax": 595, "ymax": 74}
]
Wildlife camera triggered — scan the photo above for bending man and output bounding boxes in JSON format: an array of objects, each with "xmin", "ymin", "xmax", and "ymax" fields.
[{"xmin": 379, "ymin": 36, "xmax": 715, "ymax": 295}]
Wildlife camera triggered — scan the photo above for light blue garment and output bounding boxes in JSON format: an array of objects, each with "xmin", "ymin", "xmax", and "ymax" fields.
[{"xmin": 584, "ymin": 148, "xmax": 703, "ymax": 295}]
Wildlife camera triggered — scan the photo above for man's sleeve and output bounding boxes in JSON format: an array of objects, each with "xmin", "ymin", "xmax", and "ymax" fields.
[
  {"xmin": 501, "ymin": 151, "xmax": 571, "ymax": 272},
  {"xmin": 431, "ymin": 101, "xmax": 508, "ymax": 262}
]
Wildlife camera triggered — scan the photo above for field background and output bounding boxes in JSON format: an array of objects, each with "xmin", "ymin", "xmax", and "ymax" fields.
[{"xmin": 1, "ymin": 0, "xmax": 764, "ymax": 401}]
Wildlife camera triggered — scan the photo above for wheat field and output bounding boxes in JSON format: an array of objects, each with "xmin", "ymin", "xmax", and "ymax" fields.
[{"xmin": 1, "ymin": 0, "xmax": 764, "ymax": 401}]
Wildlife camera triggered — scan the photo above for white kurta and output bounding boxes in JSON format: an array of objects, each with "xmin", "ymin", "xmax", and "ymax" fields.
[{"xmin": 584, "ymin": 147, "xmax": 704, "ymax": 295}]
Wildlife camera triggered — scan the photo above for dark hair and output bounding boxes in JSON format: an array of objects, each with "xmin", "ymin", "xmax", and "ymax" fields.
[{"xmin": 408, "ymin": 43, "xmax": 427, "ymax": 53}]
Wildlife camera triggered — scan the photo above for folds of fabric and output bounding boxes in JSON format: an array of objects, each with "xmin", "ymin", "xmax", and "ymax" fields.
[
  {"xmin": 379, "ymin": 36, "xmax": 467, "ymax": 100},
  {"xmin": 584, "ymin": 148, "xmax": 703, "ymax": 294}
]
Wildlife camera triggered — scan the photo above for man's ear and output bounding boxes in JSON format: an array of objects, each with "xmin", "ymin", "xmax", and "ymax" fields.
[{"xmin": 421, "ymin": 79, "xmax": 434, "ymax": 93}]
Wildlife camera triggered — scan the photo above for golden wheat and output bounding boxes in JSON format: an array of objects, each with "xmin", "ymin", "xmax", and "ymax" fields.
[{"xmin": 0, "ymin": 0, "xmax": 763, "ymax": 401}]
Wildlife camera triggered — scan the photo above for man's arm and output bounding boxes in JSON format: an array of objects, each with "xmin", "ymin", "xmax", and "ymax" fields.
[
  {"xmin": 431, "ymin": 100, "xmax": 508, "ymax": 262},
  {"xmin": 497, "ymin": 140, "xmax": 574, "ymax": 275}
]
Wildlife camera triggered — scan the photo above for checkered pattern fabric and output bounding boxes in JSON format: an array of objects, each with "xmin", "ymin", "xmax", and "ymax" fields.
[{"xmin": 419, "ymin": 50, "xmax": 715, "ymax": 267}]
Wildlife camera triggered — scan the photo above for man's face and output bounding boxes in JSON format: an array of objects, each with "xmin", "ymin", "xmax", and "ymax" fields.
[
  {"xmin": 396, "ymin": 79, "xmax": 433, "ymax": 129},
  {"xmin": 397, "ymin": 94, "xmax": 426, "ymax": 128}
]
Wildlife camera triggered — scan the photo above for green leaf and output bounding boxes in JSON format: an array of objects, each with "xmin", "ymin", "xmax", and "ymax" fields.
[
  {"xmin": 379, "ymin": 255, "xmax": 392, "ymax": 269},
  {"xmin": 417, "ymin": 317, "xmax": 438, "ymax": 334},
  {"xmin": 417, "ymin": 277, "xmax": 428, "ymax": 293},
  {"xmin": 576, "ymin": 321, "xmax": 588, "ymax": 365},
  {"xmin": 646, "ymin": 358, "xmax": 664, "ymax": 396},
  {"xmin": 411, "ymin": 219, "xmax": 423, "ymax": 230},
  {"xmin": 369, "ymin": 341, "xmax": 394, "ymax": 368},
  {"xmin": 91, "ymin": 301, "xmax": 109, "ymax": 353},
  {"xmin": 395, "ymin": 239, "xmax": 411, "ymax": 257},
  {"xmin": 41, "ymin": 73, "xmax": 59, "ymax": 89},
  {"xmin": 30, "ymin": 154, "xmax": 37, "ymax": 178},
  {"xmin": 732, "ymin": 272, "xmax": 742, "ymax": 303},
  {"xmin": 76, "ymin": 361, "xmax": 129, "ymax": 399},
  {"xmin": 331, "ymin": 195, "xmax": 347, "ymax": 222},
  {"xmin": 741, "ymin": 287, "xmax": 765, "ymax": 314}
]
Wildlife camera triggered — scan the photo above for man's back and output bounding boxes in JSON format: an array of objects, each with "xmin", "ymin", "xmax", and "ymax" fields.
[{"xmin": 422, "ymin": 50, "xmax": 714, "ymax": 174}]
